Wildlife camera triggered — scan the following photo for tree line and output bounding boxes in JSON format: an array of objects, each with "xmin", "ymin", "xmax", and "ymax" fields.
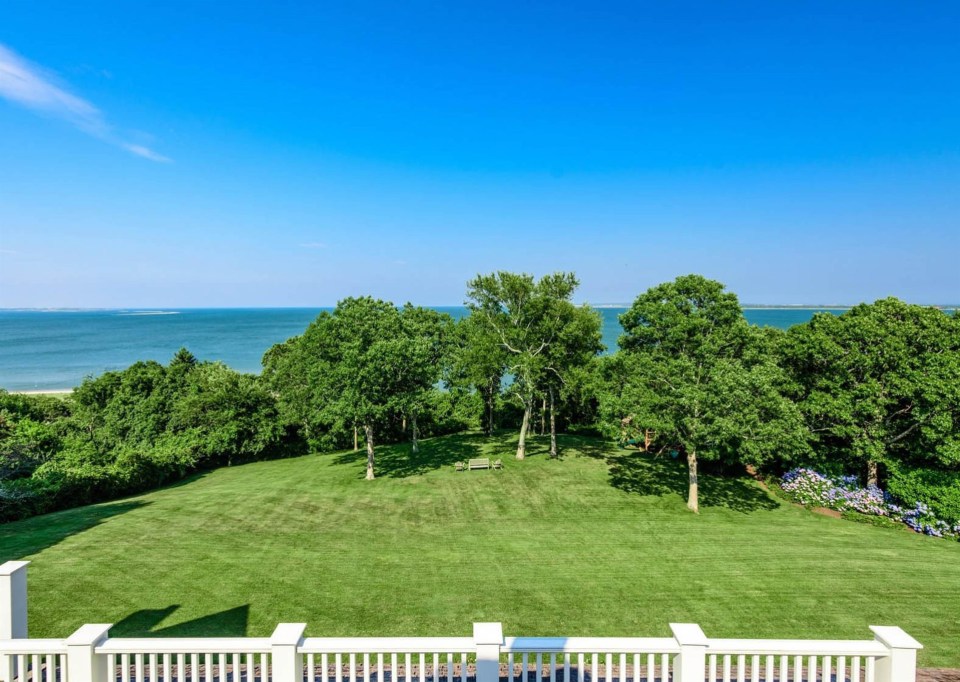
[{"xmin": 2, "ymin": 272, "xmax": 958, "ymax": 522}]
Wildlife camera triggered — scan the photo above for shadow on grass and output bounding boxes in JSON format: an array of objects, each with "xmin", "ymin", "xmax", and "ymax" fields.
[
  {"xmin": 0, "ymin": 499, "xmax": 149, "ymax": 562},
  {"xmin": 112, "ymin": 604, "xmax": 250, "ymax": 637},
  {"xmin": 606, "ymin": 451, "xmax": 779, "ymax": 513},
  {"xmin": 333, "ymin": 432, "xmax": 494, "ymax": 478}
]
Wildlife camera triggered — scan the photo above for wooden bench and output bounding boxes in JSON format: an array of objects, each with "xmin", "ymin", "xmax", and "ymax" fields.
[{"xmin": 456, "ymin": 459, "xmax": 502, "ymax": 471}]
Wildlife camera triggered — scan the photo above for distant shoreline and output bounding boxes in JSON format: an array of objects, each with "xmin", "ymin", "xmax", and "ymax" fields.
[
  {"xmin": 2, "ymin": 304, "xmax": 958, "ymax": 312},
  {"xmin": 10, "ymin": 389, "xmax": 74, "ymax": 396}
]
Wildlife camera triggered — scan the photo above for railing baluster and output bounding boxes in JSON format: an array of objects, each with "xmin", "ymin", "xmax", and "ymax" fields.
[
  {"xmin": 722, "ymin": 655, "xmax": 731, "ymax": 682},
  {"xmin": 536, "ymin": 654, "xmax": 543, "ymax": 682},
  {"xmin": 418, "ymin": 654, "xmax": 425, "ymax": 682},
  {"xmin": 864, "ymin": 658, "xmax": 874, "ymax": 682},
  {"xmin": 737, "ymin": 654, "xmax": 745, "ymax": 682},
  {"xmin": 659, "ymin": 655, "xmax": 667, "ymax": 682},
  {"xmin": 764, "ymin": 656, "xmax": 773, "ymax": 682},
  {"xmin": 577, "ymin": 655, "xmax": 584, "ymax": 682},
  {"xmin": 458, "ymin": 654, "xmax": 466, "ymax": 682}
]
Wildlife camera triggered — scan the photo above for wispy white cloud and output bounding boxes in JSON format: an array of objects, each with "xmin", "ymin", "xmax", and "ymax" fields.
[
  {"xmin": 0, "ymin": 43, "xmax": 171, "ymax": 162},
  {"xmin": 123, "ymin": 143, "xmax": 171, "ymax": 163},
  {"xmin": 300, "ymin": 242, "xmax": 328, "ymax": 249}
]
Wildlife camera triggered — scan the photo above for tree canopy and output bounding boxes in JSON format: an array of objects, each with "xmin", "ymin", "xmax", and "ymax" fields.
[{"xmin": 607, "ymin": 275, "xmax": 807, "ymax": 512}]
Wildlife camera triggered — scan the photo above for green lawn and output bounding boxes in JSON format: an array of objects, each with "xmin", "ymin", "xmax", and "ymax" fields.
[{"xmin": 2, "ymin": 432, "xmax": 959, "ymax": 667}]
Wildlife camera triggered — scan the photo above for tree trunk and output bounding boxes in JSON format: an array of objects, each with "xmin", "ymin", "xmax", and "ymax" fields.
[
  {"xmin": 548, "ymin": 386, "xmax": 557, "ymax": 458},
  {"xmin": 402, "ymin": 415, "xmax": 407, "ymax": 430},
  {"xmin": 867, "ymin": 460, "xmax": 879, "ymax": 487},
  {"xmin": 540, "ymin": 396, "xmax": 547, "ymax": 436},
  {"xmin": 411, "ymin": 412, "xmax": 419, "ymax": 454},
  {"xmin": 353, "ymin": 425, "xmax": 358, "ymax": 452},
  {"xmin": 364, "ymin": 424, "xmax": 375, "ymax": 480},
  {"xmin": 486, "ymin": 381, "xmax": 496, "ymax": 435},
  {"xmin": 687, "ymin": 450, "xmax": 699, "ymax": 513},
  {"xmin": 516, "ymin": 401, "xmax": 532, "ymax": 459}
]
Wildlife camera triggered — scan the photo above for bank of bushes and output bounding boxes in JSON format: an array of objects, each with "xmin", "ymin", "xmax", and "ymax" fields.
[{"xmin": 0, "ymin": 351, "xmax": 289, "ymax": 521}]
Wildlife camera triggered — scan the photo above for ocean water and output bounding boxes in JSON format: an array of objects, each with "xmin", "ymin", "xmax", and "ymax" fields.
[{"xmin": 0, "ymin": 307, "xmax": 845, "ymax": 391}]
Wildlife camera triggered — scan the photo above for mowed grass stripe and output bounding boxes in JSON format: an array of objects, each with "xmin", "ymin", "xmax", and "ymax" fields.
[{"xmin": 1, "ymin": 432, "xmax": 958, "ymax": 666}]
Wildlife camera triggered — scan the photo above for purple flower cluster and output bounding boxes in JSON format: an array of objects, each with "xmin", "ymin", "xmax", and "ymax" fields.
[{"xmin": 779, "ymin": 468, "xmax": 959, "ymax": 541}]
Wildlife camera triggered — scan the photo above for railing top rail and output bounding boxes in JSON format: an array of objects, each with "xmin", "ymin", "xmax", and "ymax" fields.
[
  {"xmin": 300, "ymin": 637, "xmax": 475, "ymax": 654},
  {"xmin": 96, "ymin": 637, "xmax": 272, "ymax": 654},
  {"xmin": 0, "ymin": 639, "xmax": 68, "ymax": 654},
  {"xmin": 706, "ymin": 639, "xmax": 889, "ymax": 657},
  {"xmin": 503, "ymin": 637, "xmax": 680, "ymax": 654}
]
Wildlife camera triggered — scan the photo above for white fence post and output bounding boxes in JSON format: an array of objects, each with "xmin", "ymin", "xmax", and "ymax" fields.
[
  {"xmin": 0, "ymin": 561, "xmax": 29, "ymax": 639},
  {"xmin": 0, "ymin": 562, "xmax": 30, "ymax": 682},
  {"xmin": 473, "ymin": 623, "xmax": 503, "ymax": 682},
  {"xmin": 670, "ymin": 624, "xmax": 707, "ymax": 682},
  {"xmin": 272, "ymin": 623, "xmax": 307, "ymax": 682},
  {"xmin": 870, "ymin": 626, "xmax": 923, "ymax": 682},
  {"xmin": 66, "ymin": 624, "xmax": 112, "ymax": 682}
]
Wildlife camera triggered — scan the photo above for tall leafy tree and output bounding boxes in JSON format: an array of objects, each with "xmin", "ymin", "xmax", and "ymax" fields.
[
  {"xmin": 539, "ymin": 303, "xmax": 603, "ymax": 457},
  {"xmin": 447, "ymin": 314, "xmax": 508, "ymax": 436},
  {"xmin": 398, "ymin": 304, "xmax": 454, "ymax": 453},
  {"xmin": 609, "ymin": 275, "xmax": 806, "ymax": 512},
  {"xmin": 779, "ymin": 298, "xmax": 960, "ymax": 484},
  {"xmin": 466, "ymin": 271, "xmax": 579, "ymax": 459},
  {"xmin": 263, "ymin": 297, "xmax": 430, "ymax": 479}
]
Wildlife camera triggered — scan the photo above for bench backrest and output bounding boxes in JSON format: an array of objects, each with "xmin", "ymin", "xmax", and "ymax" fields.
[{"xmin": 468, "ymin": 458, "xmax": 490, "ymax": 467}]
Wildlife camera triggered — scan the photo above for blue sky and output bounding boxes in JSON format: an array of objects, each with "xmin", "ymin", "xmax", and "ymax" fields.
[{"xmin": 1, "ymin": 1, "xmax": 958, "ymax": 307}]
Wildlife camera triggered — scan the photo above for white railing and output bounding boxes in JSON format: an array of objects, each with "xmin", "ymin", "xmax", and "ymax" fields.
[{"xmin": 0, "ymin": 562, "xmax": 923, "ymax": 682}]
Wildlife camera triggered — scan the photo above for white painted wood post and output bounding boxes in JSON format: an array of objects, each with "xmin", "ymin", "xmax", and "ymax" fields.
[
  {"xmin": 870, "ymin": 626, "xmax": 923, "ymax": 682},
  {"xmin": 473, "ymin": 623, "xmax": 503, "ymax": 682},
  {"xmin": 271, "ymin": 623, "xmax": 307, "ymax": 682},
  {"xmin": 0, "ymin": 561, "xmax": 29, "ymax": 682},
  {"xmin": 0, "ymin": 561, "xmax": 29, "ymax": 639},
  {"xmin": 66, "ymin": 624, "xmax": 113, "ymax": 682},
  {"xmin": 670, "ymin": 624, "xmax": 708, "ymax": 682}
]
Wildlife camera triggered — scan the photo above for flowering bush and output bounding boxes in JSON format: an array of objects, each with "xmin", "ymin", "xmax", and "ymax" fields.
[{"xmin": 779, "ymin": 468, "xmax": 960, "ymax": 541}]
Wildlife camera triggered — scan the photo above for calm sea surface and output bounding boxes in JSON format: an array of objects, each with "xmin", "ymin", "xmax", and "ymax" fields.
[{"xmin": 0, "ymin": 307, "xmax": 846, "ymax": 391}]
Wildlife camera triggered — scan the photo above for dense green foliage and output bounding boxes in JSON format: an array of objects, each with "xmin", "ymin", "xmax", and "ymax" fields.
[
  {"xmin": 465, "ymin": 271, "xmax": 603, "ymax": 459},
  {"xmin": 602, "ymin": 275, "xmax": 807, "ymax": 512},
  {"xmin": 886, "ymin": 467, "xmax": 960, "ymax": 524},
  {"xmin": 2, "ymin": 272, "xmax": 958, "ymax": 527},
  {"xmin": 0, "ymin": 351, "xmax": 283, "ymax": 521},
  {"xmin": 777, "ymin": 298, "xmax": 960, "ymax": 484},
  {"xmin": 3, "ymin": 431, "xmax": 960, "ymax": 666},
  {"xmin": 261, "ymin": 298, "xmax": 458, "ymax": 478}
]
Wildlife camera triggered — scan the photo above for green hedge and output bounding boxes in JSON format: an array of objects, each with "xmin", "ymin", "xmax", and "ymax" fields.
[{"xmin": 887, "ymin": 467, "xmax": 960, "ymax": 524}]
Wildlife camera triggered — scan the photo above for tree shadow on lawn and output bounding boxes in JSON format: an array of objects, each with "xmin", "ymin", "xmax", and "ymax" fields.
[
  {"xmin": 0, "ymin": 499, "xmax": 150, "ymax": 562},
  {"xmin": 112, "ymin": 604, "xmax": 250, "ymax": 637},
  {"xmin": 332, "ymin": 431, "xmax": 490, "ymax": 478},
  {"xmin": 607, "ymin": 451, "xmax": 779, "ymax": 513}
]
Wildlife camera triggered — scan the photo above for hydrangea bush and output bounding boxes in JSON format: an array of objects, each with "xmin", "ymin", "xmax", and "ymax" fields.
[{"xmin": 779, "ymin": 468, "xmax": 960, "ymax": 540}]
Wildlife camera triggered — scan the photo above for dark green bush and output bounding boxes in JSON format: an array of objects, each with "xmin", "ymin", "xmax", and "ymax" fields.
[{"xmin": 887, "ymin": 467, "xmax": 960, "ymax": 524}]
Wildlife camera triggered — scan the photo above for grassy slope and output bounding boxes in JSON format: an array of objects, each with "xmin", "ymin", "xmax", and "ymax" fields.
[{"xmin": 2, "ymin": 432, "xmax": 959, "ymax": 666}]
